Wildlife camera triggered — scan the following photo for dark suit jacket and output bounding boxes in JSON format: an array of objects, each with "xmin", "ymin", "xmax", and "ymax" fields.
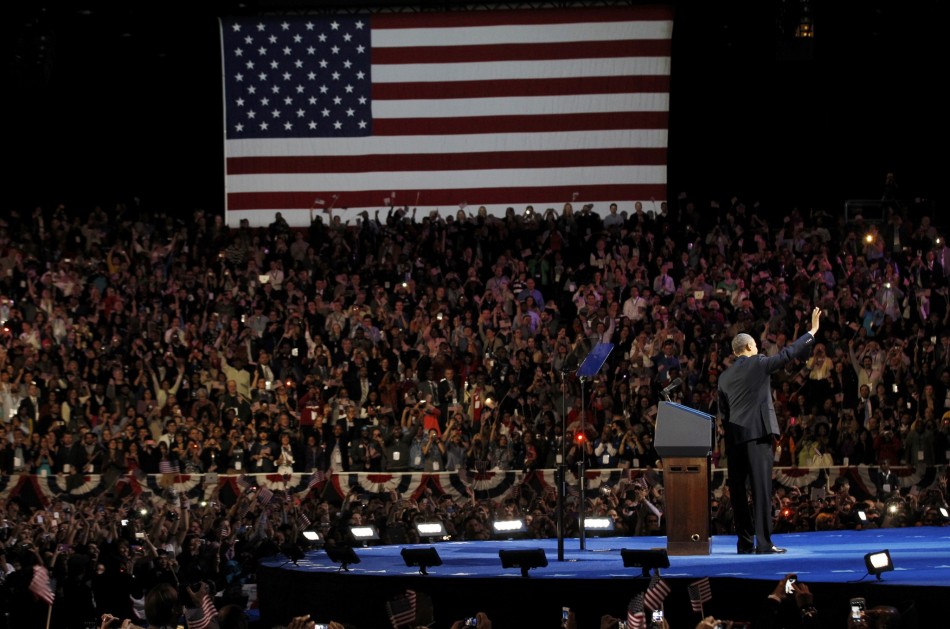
[{"xmin": 718, "ymin": 333, "xmax": 815, "ymax": 445}]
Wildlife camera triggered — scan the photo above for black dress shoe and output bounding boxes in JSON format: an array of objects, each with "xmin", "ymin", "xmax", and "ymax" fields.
[
  {"xmin": 737, "ymin": 547, "xmax": 755, "ymax": 555},
  {"xmin": 755, "ymin": 545, "xmax": 787, "ymax": 554}
]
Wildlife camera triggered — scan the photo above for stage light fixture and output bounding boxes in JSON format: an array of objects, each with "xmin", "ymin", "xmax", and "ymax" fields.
[
  {"xmin": 348, "ymin": 525, "xmax": 379, "ymax": 546},
  {"xmin": 499, "ymin": 548, "xmax": 548, "ymax": 577},
  {"xmin": 401, "ymin": 547, "xmax": 443, "ymax": 575},
  {"xmin": 325, "ymin": 545, "xmax": 360, "ymax": 571},
  {"xmin": 864, "ymin": 550, "xmax": 894, "ymax": 580},
  {"xmin": 415, "ymin": 520, "xmax": 448, "ymax": 540},
  {"xmin": 621, "ymin": 548, "xmax": 670, "ymax": 577},
  {"xmin": 302, "ymin": 529, "xmax": 323, "ymax": 549},
  {"xmin": 492, "ymin": 519, "xmax": 527, "ymax": 538},
  {"xmin": 583, "ymin": 516, "xmax": 616, "ymax": 536}
]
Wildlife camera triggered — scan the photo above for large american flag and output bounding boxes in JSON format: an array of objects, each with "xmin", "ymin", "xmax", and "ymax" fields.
[{"xmin": 220, "ymin": 7, "xmax": 672, "ymax": 226}]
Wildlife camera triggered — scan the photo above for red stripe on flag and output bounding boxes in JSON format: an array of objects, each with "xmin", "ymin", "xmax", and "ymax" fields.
[
  {"xmin": 227, "ymin": 148, "xmax": 667, "ymax": 175},
  {"xmin": 374, "ymin": 39, "xmax": 671, "ymax": 64},
  {"xmin": 372, "ymin": 112, "xmax": 669, "ymax": 136},
  {"xmin": 374, "ymin": 76, "xmax": 671, "ymax": 100}
]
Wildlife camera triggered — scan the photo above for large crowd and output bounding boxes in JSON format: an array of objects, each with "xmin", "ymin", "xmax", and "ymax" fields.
[{"xmin": 1, "ymin": 185, "xmax": 949, "ymax": 627}]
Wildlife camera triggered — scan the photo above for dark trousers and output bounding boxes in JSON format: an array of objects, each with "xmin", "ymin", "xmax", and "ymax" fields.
[{"xmin": 727, "ymin": 435, "xmax": 775, "ymax": 550}]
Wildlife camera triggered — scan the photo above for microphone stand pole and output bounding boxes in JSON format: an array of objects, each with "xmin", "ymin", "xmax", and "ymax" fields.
[
  {"xmin": 578, "ymin": 374, "xmax": 588, "ymax": 551},
  {"xmin": 556, "ymin": 368, "xmax": 569, "ymax": 562},
  {"xmin": 571, "ymin": 341, "xmax": 613, "ymax": 552}
]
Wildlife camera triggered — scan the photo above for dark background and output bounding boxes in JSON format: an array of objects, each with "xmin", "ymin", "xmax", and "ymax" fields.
[{"xmin": 5, "ymin": 1, "xmax": 941, "ymax": 218}]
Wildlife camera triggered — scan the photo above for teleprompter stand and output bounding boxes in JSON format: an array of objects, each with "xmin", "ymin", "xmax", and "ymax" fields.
[{"xmin": 556, "ymin": 342, "xmax": 613, "ymax": 558}]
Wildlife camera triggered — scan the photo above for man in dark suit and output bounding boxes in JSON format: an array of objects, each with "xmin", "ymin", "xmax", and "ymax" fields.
[{"xmin": 718, "ymin": 307, "xmax": 821, "ymax": 554}]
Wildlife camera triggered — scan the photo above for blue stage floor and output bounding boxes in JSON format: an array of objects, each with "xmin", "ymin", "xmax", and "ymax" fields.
[
  {"xmin": 258, "ymin": 528, "xmax": 949, "ymax": 628},
  {"xmin": 267, "ymin": 527, "xmax": 950, "ymax": 587}
]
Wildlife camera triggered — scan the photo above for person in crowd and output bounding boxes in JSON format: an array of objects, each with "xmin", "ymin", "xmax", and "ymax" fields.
[{"xmin": 0, "ymin": 194, "xmax": 947, "ymax": 628}]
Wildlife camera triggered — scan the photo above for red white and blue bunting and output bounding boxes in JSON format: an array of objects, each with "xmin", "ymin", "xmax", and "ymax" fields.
[{"xmin": 1, "ymin": 465, "xmax": 943, "ymax": 510}]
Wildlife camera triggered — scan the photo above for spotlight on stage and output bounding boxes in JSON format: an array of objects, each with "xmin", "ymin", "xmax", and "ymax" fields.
[
  {"xmin": 499, "ymin": 548, "xmax": 548, "ymax": 578},
  {"xmin": 621, "ymin": 548, "xmax": 670, "ymax": 577},
  {"xmin": 325, "ymin": 545, "xmax": 360, "ymax": 571},
  {"xmin": 401, "ymin": 547, "xmax": 443, "ymax": 575},
  {"xmin": 583, "ymin": 516, "xmax": 616, "ymax": 536},
  {"xmin": 302, "ymin": 529, "xmax": 323, "ymax": 549},
  {"xmin": 864, "ymin": 549, "xmax": 894, "ymax": 580},
  {"xmin": 415, "ymin": 520, "xmax": 448, "ymax": 541},
  {"xmin": 348, "ymin": 525, "xmax": 380, "ymax": 547},
  {"xmin": 491, "ymin": 519, "xmax": 527, "ymax": 539}
]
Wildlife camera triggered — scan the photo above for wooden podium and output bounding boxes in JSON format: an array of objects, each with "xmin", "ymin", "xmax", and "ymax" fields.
[{"xmin": 654, "ymin": 401, "xmax": 714, "ymax": 556}]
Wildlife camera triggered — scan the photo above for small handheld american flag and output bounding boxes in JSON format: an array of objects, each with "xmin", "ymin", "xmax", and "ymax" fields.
[
  {"xmin": 688, "ymin": 576, "xmax": 712, "ymax": 613},
  {"xmin": 626, "ymin": 592, "xmax": 646, "ymax": 629},
  {"xmin": 29, "ymin": 565, "xmax": 55, "ymax": 605},
  {"xmin": 643, "ymin": 575, "xmax": 670, "ymax": 611},
  {"xmin": 386, "ymin": 589, "xmax": 417, "ymax": 629}
]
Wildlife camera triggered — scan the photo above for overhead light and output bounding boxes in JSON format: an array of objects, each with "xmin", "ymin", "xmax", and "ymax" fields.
[
  {"xmin": 795, "ymin": 0, "xmax": 815, "ymax": 39},
  {"xmin": 795, "ymin": 18, "xmax": 814, "ymax": 38},
  {"xmin": 621, "ymin": 548, "xmax": 670, "ymax": 577},
  {"xmin": 349, "ymin": 525, "xmax": 380, "ymax": 546},
  {"xmin": 401, "ymin": 547, "xmax": 443, "ymax": 575},
  {"xmin": 415, "ymin": 521, "xmax": 448, "ymax": 540},
  {"xmin": 499, "ymin": 548, "xmax": 548, "ymax": 577},
  {"xmin": 864, "ymin": 550, "xmax": 894, "ymax": 580},
  {"xmin": 491, "ymin": 519, "xmax": 527, "ymax": 538},
  {"xmin": 325, "ymin": 546, "xmax": 360, "ymax": 571}
]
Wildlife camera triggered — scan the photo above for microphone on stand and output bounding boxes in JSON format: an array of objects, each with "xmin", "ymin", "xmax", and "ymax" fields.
[{"xmin": 660, "ymin": 377, "xmax": 682, "ymax": 402}]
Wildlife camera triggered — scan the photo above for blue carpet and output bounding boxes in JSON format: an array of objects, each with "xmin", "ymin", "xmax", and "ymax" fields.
[{"xmin": 267, "ymin": 526, "xmax": 950, "ymax": 587}]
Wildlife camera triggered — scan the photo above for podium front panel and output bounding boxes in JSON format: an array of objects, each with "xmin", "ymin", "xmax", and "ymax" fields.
[{"xmin": 653, "ymin": 401, "xmax": 713, "ymax": 458}]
